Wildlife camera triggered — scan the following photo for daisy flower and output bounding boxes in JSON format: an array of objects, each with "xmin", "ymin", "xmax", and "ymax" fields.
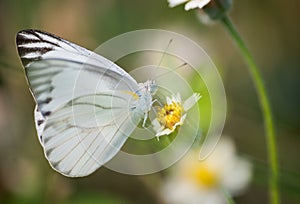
[
  {"xmin": 161, "ymin": 137, "xmax": 252, "ymax": 204},
  {"xmin": 152, "ymin": 93, "xmax": 201, "ymax": 138},
  {"xmin": 167, "ymin": 0, "xmax": 211, "ymax": 11}
]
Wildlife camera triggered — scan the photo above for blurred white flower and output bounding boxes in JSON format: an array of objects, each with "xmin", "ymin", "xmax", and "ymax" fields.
[
  {"xmin": 162, "ymin": 137, "xmax": 252, "ymax": 204},
  {"xmin": 152, "ymin": 93, "xmax": 201, "ymax": 138},
  {"xmin": 168, "ymin": 0, "xmax": 211, "ymax": 11}
]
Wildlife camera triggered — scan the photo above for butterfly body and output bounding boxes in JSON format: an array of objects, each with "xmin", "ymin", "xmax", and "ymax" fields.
[{"xmin": 16, "ymin": 29, "xmax": 155, "ymax": 177}]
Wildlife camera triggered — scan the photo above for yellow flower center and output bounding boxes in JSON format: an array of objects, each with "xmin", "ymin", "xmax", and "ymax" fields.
[
  {"xmin": 194, "ymin": 165, "xmax": 218, "ymax": 188},
  {"xmin": 184, "ymin": 161, "xmax": 219, "ymax": 189},
  {"xmin": 157, "ymin": 101, "xmax": 183, "ymax": 130}
]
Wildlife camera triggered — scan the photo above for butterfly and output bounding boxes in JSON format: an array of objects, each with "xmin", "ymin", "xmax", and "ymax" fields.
[{"xmin": 16, "ymin": 29, "xmax": 157, "ymax": 177}]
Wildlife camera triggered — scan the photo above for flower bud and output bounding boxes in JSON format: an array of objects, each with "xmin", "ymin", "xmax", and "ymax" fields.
[{"xmin": 203, "ymin": 0, "xmax": 233, "ymax": 20}]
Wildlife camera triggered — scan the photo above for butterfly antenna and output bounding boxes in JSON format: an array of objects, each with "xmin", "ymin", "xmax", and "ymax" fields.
[
  {"xmin": 155, "ymin": 62, "xmax": 188, "ymax": 79},
  {"xmin": 153, "ymin": 39, "xmax": 173, "ymax": 80}
]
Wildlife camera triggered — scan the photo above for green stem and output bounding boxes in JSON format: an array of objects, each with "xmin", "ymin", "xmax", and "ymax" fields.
[
  {"xmin": 223, "ymin": 189, "xmax": 236, "ymax": 204},
  {"xmin": 221, "ymin": 16, "xmax": 279, "ymax": 204}
]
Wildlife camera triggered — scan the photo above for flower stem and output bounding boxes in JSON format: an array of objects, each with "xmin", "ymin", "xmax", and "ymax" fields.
[
  {"xmin": 220, "ymin": 16, "xmax": 279, "ymax": 204},
  {"xmin": 223, "ymin": 189, "xmax": 236, "ymax": 204}
]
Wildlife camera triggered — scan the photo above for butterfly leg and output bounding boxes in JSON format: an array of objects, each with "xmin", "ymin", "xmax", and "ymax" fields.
[
  {"xmin": 142, "ymin": 112, "xmax": 148, "ymax": 128},
  {"xmin": 151, "ymin": 99, "xmax": 159, "ymax": 106}
]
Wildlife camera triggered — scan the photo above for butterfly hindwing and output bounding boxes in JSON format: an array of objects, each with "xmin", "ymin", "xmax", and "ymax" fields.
[{"xmin": 42, "ymin": 92, "xmax": 139, "ymax": 177}]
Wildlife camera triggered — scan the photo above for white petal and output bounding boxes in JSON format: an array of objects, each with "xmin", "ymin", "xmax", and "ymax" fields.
[
  {"xmin": 156, "ymin": 128, "xmax": 174, "ymax": 137},
  {"xmin": 162, "ymin": 179, "xmax": 199, "ymax": 204},
  {"xmin": 168, "ymin": 0, "xmax": 188, "ymax": 8},
  {"xmin": 183, "ymin": 93, "xmax": 201, "ymax": 111},
  {"xmin": 166, "ymin": 96, "xmax": 172, "ymax": 105},
  {"xmin": 162, "ymin": 178, "xmax": 225, "ymax": 204},
  {"xmin": 204, "ymin": 137, "xmax": 236, "ymax": 170},
  {"xmin": 184, "ymin": 0, "xmax": 211, "ymax": 11},
  {"xmin": 221, "ymin": 158, "xmax": 252, "ymax": 195},
  {"xmin": 173, "ymin": 92, "xmax": 182, "ymax": 103},
  {"xmin": 177, "ymin": 114, "xmax": 187, "ymax": 127}
]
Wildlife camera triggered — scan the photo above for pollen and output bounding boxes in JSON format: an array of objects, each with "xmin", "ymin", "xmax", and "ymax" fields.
[{"xmin": 157, "ymin": 101, "xmax": 183, "ymax": 130}]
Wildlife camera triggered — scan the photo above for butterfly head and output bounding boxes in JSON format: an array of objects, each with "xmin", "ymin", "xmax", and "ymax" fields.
[{"xmin": 139, "ymin": 80, "xmax": 157, "ymax": 96}]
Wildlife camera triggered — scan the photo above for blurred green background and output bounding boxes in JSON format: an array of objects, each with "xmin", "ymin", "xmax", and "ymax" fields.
[{"xmin": 0, "ymin": 0, "xmax": 299, "ymax": 203}]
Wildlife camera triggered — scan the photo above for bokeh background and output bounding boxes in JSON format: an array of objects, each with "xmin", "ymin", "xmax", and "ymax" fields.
[{"xmin": 0, "ymin": 0, "xmax": 299, "ymax": 203}]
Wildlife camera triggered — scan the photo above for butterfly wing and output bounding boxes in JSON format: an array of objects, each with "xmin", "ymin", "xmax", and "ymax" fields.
[
  {"xmin": 16, "ymin": 29, "xmax": 141, "ymax": 177},
  {"xmin": 16, "ymin": 29, "xmax": 137, "ymax": 115},
  {"xmin": 41, "ymin": 91, "xmax": 140, "ymax": 177}
]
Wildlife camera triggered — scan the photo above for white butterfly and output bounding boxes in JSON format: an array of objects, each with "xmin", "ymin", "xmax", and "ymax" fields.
[{"xmin": 16, "ymin": 29, "xmax": 157, "ymax": 177}]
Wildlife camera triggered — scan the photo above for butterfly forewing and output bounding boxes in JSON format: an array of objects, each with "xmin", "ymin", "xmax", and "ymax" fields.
[{"xmin": 16, "ymin": 30, "xmax": 137, "ymax": 116}]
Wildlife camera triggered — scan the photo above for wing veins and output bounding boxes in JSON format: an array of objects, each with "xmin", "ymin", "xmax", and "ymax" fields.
[
  {"xmin": 83, "ymin": 113, "xmax": 132, "ymax": 174},
  {"xmin": 67, "ymin": 126, "xmax": 106, "ymax": 174}
]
